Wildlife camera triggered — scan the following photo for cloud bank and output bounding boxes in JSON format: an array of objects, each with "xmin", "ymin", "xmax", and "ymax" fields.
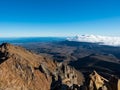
[{"xmin": 67, "ymin": 35, "xmax": 120, "ymax": 46}]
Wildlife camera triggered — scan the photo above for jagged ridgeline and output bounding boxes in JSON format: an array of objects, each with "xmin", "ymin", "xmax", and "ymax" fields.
[{"xmin": 0, "ymin": 43, "xmax": 120, "ymax": 90}]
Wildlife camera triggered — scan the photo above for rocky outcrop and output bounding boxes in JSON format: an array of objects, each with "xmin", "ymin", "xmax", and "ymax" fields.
[
  {"xmin": 88, "ymin": 71, "xmax": 108, "ymax": 90},
  {"xmin": 85, "ymin": 71, "xmax": 120, "ymax": 90},
  {"xmin": 51, "ymin": 63, "xmax": 84, "ymax": 90}
]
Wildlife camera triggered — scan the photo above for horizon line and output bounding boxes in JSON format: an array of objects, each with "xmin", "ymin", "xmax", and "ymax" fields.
[{"xmin": 0, "ymin": 36, "xmax": 69, "ymax": 38}]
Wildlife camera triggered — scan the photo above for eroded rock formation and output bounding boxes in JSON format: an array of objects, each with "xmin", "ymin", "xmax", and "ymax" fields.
[{"xmin": 51, "ymin": 63, "xmax": 84, "ymax": 90}]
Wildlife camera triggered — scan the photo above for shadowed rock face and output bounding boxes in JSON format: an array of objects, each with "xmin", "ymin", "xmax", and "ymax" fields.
[{"xmin": 108, "ymin": 76, "xmax": 120, "ymax": 90}]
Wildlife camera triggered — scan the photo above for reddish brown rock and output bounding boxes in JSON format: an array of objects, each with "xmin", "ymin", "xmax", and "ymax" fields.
[{"xmin": 0, "ymin": 43, "xmax": 56, "ymax": 90}]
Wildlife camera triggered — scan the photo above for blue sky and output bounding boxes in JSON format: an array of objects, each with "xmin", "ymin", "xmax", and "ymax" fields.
[{"xmin": 0, "ymin": 0, "xmax": 120, "ymax": 37}]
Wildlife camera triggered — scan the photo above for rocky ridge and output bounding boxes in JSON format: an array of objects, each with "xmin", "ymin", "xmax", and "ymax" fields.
[
  {"xmin": 0, "ymin": 43, "xmax": 83, "ymax": 90},
  {"xmin": 0, "ymin": 43, "xmax": 120, "ymax": 90}
]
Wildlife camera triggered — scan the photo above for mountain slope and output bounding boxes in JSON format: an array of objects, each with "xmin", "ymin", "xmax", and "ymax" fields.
[
  {"xmin": 0, "ymin": 43, "xmax": 84, "ymax": 90},
  {"xmin": 0, "ymin": 43, "xmax": 56, "ymax": 90}
]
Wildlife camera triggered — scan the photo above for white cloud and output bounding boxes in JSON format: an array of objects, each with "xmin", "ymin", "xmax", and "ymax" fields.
[{"xmin": 67, "ymin": 35, "xmax": 120, "ymax": 46}]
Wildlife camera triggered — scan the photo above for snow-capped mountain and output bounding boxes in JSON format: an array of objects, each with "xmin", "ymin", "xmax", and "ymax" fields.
[{"xmin": 67, "ymin": 35, "xmax": 120, "ymax": 46}]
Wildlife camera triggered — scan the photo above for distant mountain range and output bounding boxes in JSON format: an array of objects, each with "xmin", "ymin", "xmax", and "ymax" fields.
[{"xmin": 67, "ymin": 35, "xmax": 120, "ymax": 46}]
